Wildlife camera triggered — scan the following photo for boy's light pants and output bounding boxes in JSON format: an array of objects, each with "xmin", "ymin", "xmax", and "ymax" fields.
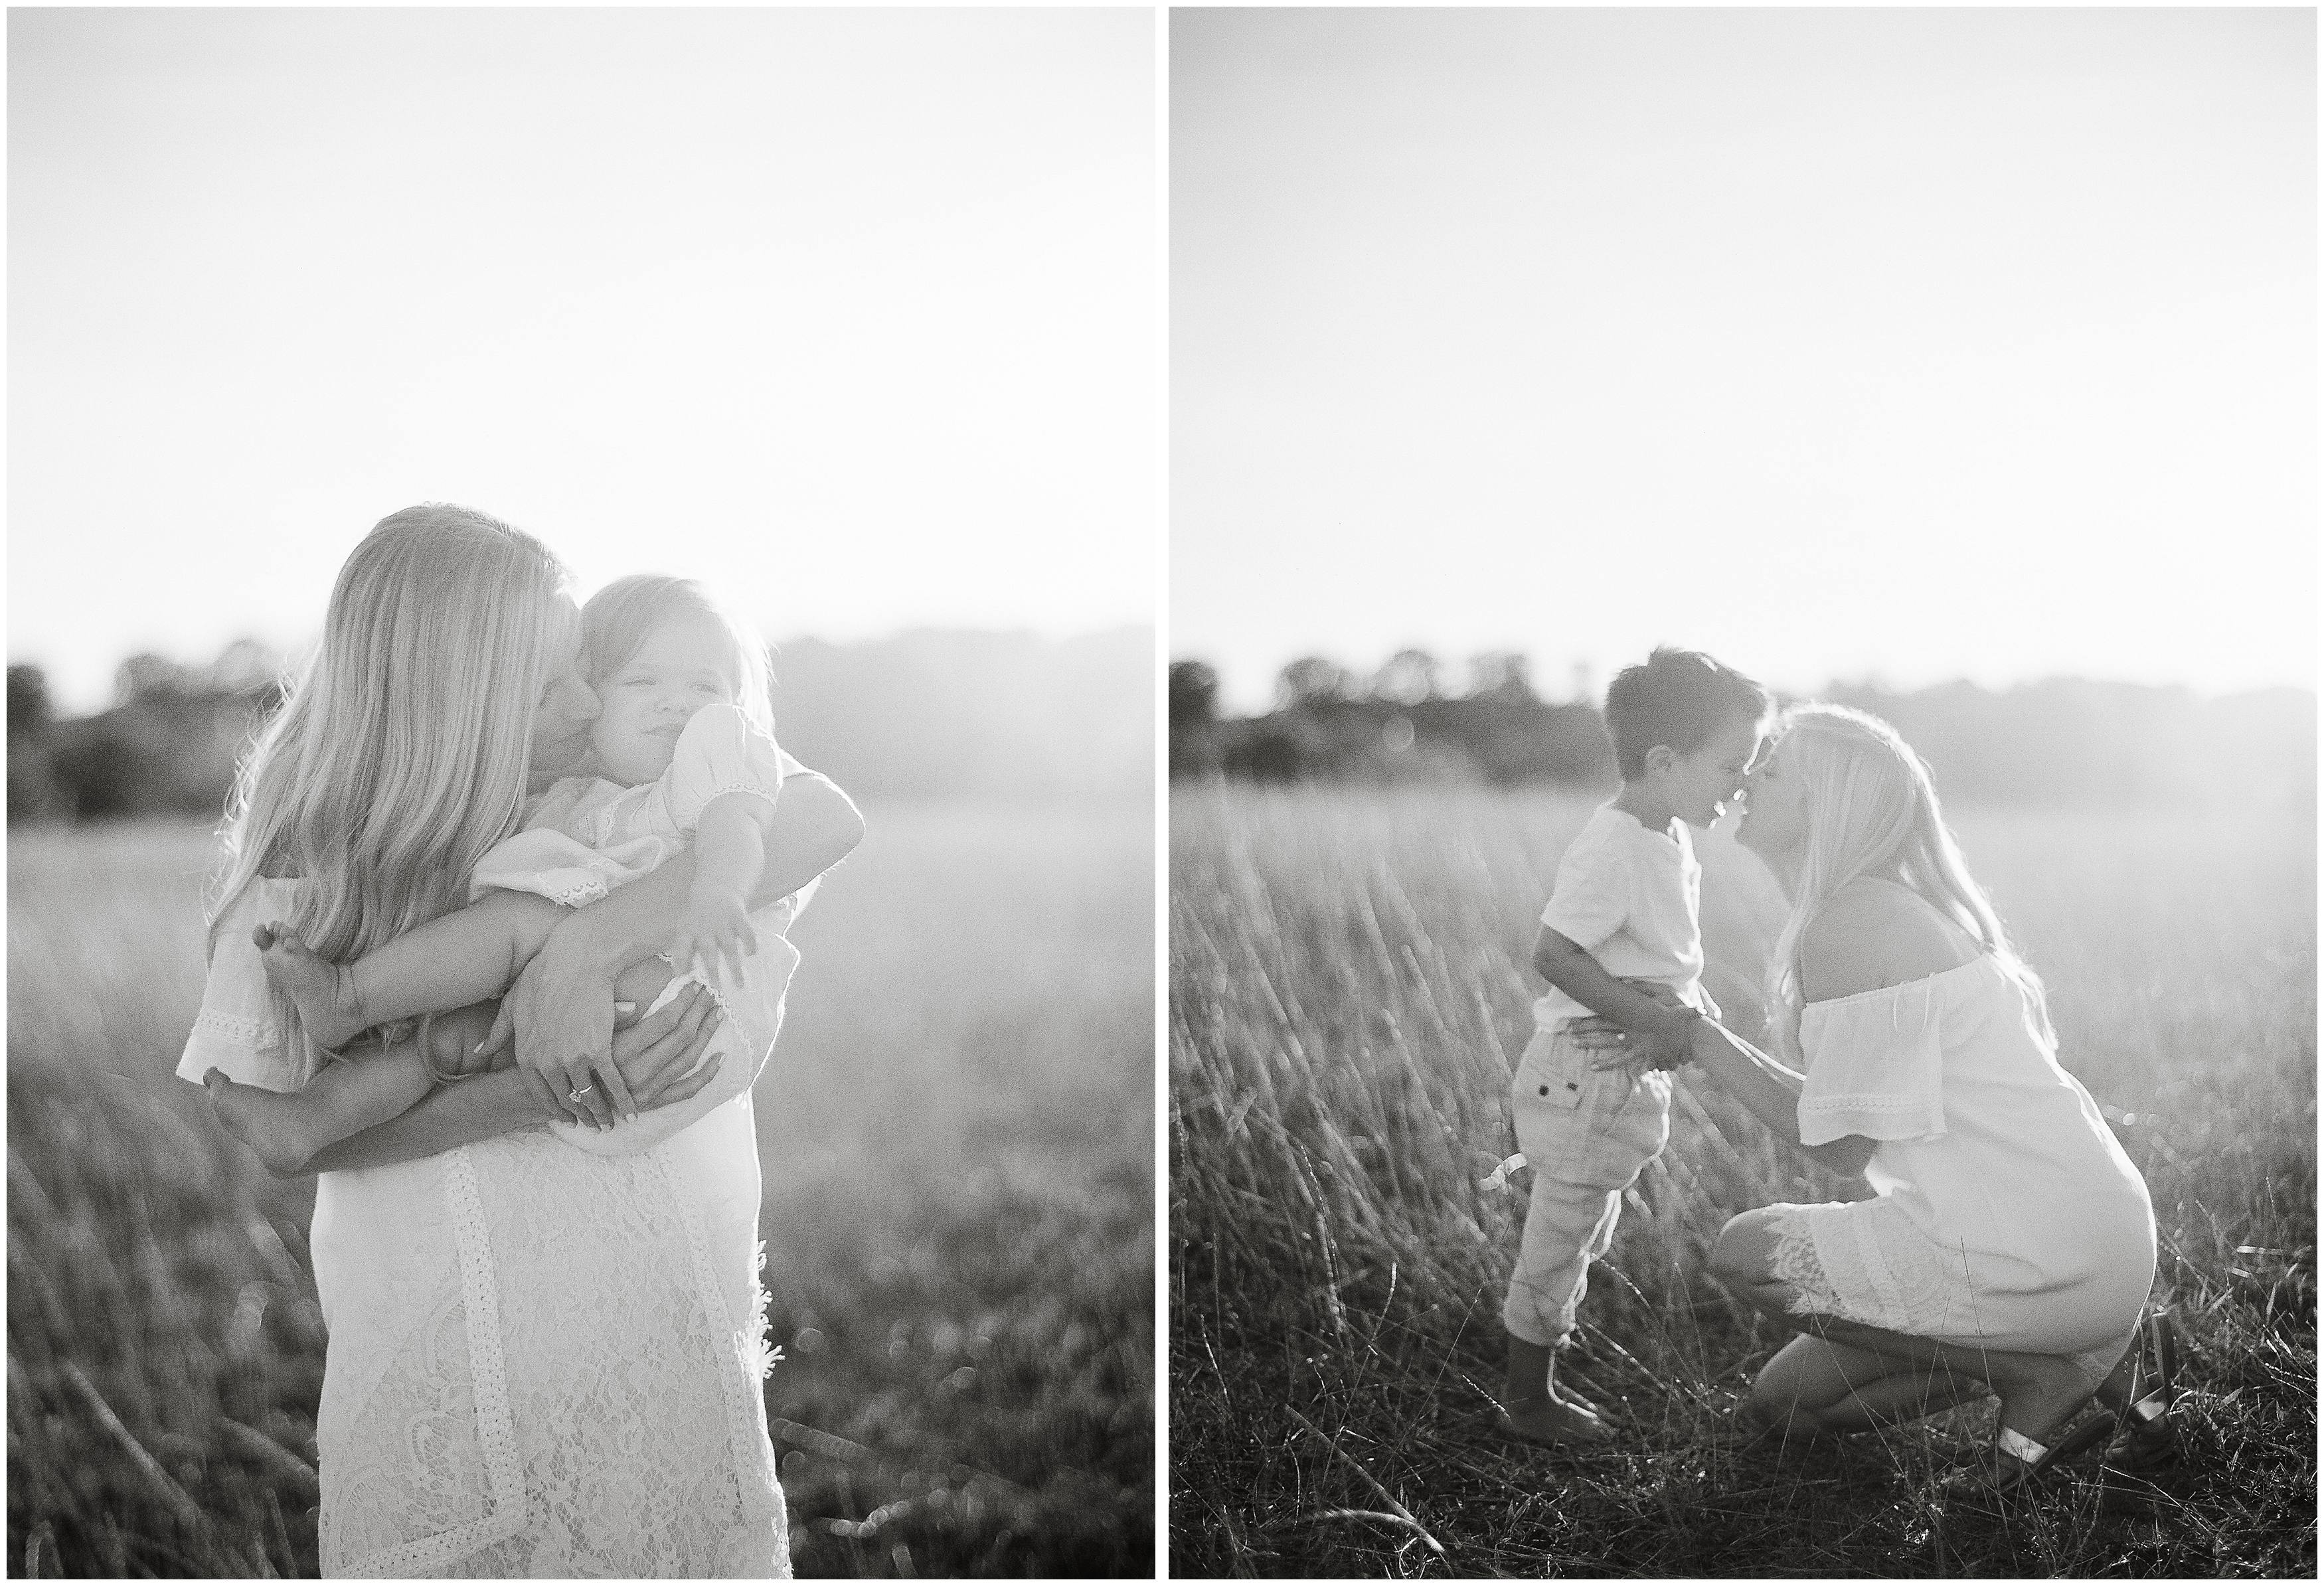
[{"xmin": 1501, "ymin": 1026, "xmax": 1673, "ymax": 1348}]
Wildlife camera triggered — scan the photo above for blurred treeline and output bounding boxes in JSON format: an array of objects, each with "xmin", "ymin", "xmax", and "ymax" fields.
[
  {"xmin": 1169, "ymin": 649, "xmax": 2316, "ymax": 811},
  {"xmin": 7, "ymin": 627, "xmax": 1151, "ymax": 824}
]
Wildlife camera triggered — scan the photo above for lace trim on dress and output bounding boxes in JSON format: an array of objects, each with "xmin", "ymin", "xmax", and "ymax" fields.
[
  {"xmin": 649, "ymin": 1144, "xmax": 791, "ymax": 1577},
  {"xmin": 341, "ymin": 1147, "xmax": 527, "ymax": 1577},
  {"xmin": 667, "ymin": 963, "xmax": 769, "ymax": 1059},
  {"xmin": 655, "ymin": 1146, "xmax": 784, "ymax": 1528},
  {"xmin": 1779, "ymin": 1202, "xmax": 1965, "ymax": 1337},
  {"xmin": 742, "ymin": 1242, "xmax": 781, "ymax": 1382},
  {"xmin": 1801, "ymin": 1093, "xmax": 1942, "ymax": 1115},
  {"xmin": 1766, "ymin": 1209, "xmax": 1845, "ymax": 1317},
  {"xmin": 697, "ymin": 779, "xmax": 785, "ymax": 811},
  {"xmin": 193, "ymin": 1008, "xmax": 278, "ymax": 1047},
  {"xmin": 539, "ymin": 876, "xmax": 610, "ymax": 909}
]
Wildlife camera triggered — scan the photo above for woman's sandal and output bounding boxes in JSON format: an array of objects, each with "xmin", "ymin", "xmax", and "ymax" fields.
[
  {"xmin": 2100, "ymin": 1311, "xmax": 2194, "ymax": 1515},
  {"xmin": 1940, "ymin": 1405, "xmax": 2120, "ymax": 1514}
]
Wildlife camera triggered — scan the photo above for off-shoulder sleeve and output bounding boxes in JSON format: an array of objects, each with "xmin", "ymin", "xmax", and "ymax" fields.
[
  {"xmin": 1796, "ymin": 977, "xmax": 1949, "ymax": 1146},
  {"xmin": 663, "ymin": 703, "xmax": 789, "ymax": 835},
  {"xmin": 176, "ymin": 880, "xmax": 305, "ymax": 1093}
]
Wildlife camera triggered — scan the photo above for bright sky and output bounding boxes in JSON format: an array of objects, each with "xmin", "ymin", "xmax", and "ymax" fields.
[
  {"xmin": 1173, "ymin": 9, "xmax": 2315, "ymax": 711},
  {"xmin": 10, "ymin": 8, "xmax": 1155, "ymax": 714}
]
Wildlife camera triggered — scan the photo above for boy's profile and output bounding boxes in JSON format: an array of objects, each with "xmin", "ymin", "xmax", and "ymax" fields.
[{"xmin": 1499, "ymin": 646, "xmax": 1771, "ymax": 1445}]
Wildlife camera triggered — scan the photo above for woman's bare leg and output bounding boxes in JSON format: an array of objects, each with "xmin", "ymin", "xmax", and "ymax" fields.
[
  {"xmin": 1750, "ymin": 1333, "xmax": 1992, "ymax": 1438},
  {"xmin": 1711, "ymin": 1210, "xmax": 2111, "ymax": 1449},
  {"xmin": 257, "ymin": 892, "xmax": 569, "ymax": 1050}
]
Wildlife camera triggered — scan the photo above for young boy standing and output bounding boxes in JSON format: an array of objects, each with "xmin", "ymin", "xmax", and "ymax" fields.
[{"xmin": 1500, "ymin": 647, "xmax": 1772, "ymax": 1446}]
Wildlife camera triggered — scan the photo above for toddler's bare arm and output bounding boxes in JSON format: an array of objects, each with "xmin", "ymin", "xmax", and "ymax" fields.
[
  {"xmin": 1531, "ymin": 925, "xmax": 1699, "ymax": 1069},
  {"xmin": 669, "ymin": 792, "xmax": 780, "ymax": 981},
  {"xmin": 347, "ymin": 892, "xmax": 570, "ymax": 1032}
]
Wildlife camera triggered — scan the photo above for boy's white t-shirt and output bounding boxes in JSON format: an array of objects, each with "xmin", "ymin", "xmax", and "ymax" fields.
[{"xmin": 1533, "ymin": 803, "xmax": 1707, "ymax": 1032}]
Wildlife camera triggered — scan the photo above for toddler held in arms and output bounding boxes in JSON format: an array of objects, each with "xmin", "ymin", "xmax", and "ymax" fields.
[
  {"xmin": 208, "ymin": 575, "xmax": 804, "ymax": 1171},
  {"xmin": 1497, "ymin": 647, "xmax": 1770, "ymax": 1447}
]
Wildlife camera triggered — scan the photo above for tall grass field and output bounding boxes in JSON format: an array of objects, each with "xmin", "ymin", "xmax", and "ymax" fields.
[
  {"xmin": 9, "ymin": 798, "xmax": 1153, "ymax": 1578},
  {"xmin": 1171, "ymin": 785, "xmax": 2315, "ymax": 1577}
]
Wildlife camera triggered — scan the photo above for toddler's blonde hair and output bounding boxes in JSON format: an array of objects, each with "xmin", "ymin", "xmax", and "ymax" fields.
[{"xmin": 1764, "ymin": 703, "xmax": 2053, "ymax": 1062}]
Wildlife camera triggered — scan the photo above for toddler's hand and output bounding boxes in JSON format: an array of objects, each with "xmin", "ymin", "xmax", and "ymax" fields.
[{"xmin": 669, "ymin": 891, "xmax": 757, "ymax": 985}]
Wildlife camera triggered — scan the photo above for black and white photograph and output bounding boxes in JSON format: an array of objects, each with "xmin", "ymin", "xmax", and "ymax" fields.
[
  {"xmin": 1169, "ymin": 8, "xmax": 2313, "ymax": 1577},
  {"xmin": 9, "ymin": 9, "xmax": 1154, "ymax": 1577}
]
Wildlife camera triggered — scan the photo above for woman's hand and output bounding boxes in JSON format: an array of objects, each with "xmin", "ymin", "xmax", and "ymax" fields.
[
  {"xmin": 477, "ymin": 920, "xmax": 636, "ymax": 1131},
  {"xmin": 1568, "ymin": 1013, "xmax": 1641, "ymax": 1071},
  {"xmin": 606, "ymin": 983, "xmax": 727, "ymax": 1111},
  {"xmin": 1570, "ymin": 979, "xmax": 1695, "ymax": 1071},
  {"xmin": 506, "ymin": 983, "xmax": 726, "ymax": 1124}
]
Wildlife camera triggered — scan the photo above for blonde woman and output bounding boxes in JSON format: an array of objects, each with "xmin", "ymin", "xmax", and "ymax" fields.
[
  {"xmin": 1610, "ymin": 706, "xmax": 2175, "ymax": 1499},
  {"xmin": 179, "ymin": 505, "xmax": 864, "ymax": 1575}
]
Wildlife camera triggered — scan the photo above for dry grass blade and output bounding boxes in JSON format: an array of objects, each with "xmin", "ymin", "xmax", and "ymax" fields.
[
  {"xmin": 58, "ymin": 1361, "xmax": 203, "ymax": 1530},
  {"xmin": 21, "ymin": 1522, "xmax": 57, "ymax": 1579},
  {"xmin": 218, "ymin": 1417, "xmax": 320, "ymax": 1498},
  {"xmin": 1311, "ymin": 1506, "xmax": 1443, "ymax": 1541},
  {"xmin": 770, "ymin": 1415, "xmax": 1035, "ymax": 1504},
  {"xmin": 1284, "ymin": 1404, "xmax": 1446, "ymax": 1558}
]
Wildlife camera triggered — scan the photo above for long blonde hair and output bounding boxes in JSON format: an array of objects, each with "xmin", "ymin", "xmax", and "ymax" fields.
[
  {"xmin": 1764, "ymin": 703, "xmax": 2052, "ymax": 1060},
  {"xmin": 580, "ymin": 573, "xmax": 775, "ymax": 735},
  {"xmin": 208, "ymin": 504, "xmax": 572, "ymax": 1077}
]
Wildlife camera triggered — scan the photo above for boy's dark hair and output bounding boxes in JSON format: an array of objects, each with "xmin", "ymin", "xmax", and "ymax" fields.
[{"xmin": 1603, "ymin": 647, "xmax": 1772, "ymax": 781}]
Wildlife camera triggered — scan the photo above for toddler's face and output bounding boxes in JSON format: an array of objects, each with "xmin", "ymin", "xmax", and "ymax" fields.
[
  {"xmin": 1665, "ymin": 714, "xmax": 1765, "ymax": 829},
  {"xmin": 588, "ymin": 609, "xmax": 744, "ymax": 785}
]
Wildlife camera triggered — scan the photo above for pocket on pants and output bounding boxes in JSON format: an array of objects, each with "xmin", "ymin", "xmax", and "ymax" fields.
[
  {"xmin": 1513, "ymin": 1028, "xmax": 1586, "ymax": 1113},
  {"xmin": 1512, "ymin": 1030, "xmax": 1669, "ymax": 1191}
]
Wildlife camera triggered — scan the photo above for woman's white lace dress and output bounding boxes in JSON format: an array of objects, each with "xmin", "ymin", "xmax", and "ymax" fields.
[
  {"xmin": 1762, "ymin": 956, "xmax": 2155, "ymax": 1376},
  {"xmin": 179, "ymin": 874, "xmax": 799, "ymax": 1577}
]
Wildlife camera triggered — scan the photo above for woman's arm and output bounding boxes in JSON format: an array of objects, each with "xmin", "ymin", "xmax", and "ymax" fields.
[
  {"xmin": 1687, "ymin": 1021, "xmax": 1876, "ymax": 1178},
  {"xmin": 295, "ymin": 989, "xmax": 728, "ymax": 1174},
  {"xmin": 1666, "ymin": 882, "xmax": 1939, "ymax": 1179},
  {"xmin": 300, "ymin": 1066, "xmax": 552, "ymax": 1174},
  {"xmin": 491, "ymin": 771, "xmax": 865, "ymax": 1127}
]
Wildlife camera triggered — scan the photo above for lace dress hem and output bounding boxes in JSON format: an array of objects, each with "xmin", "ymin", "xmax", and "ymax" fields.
[{"xmin": 1762, "ymin": 1200, "xmax": 1962, "ymax": 1338}]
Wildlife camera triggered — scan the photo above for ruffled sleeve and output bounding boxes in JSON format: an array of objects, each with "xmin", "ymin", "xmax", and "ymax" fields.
[
  {"xmin": 1796, "ymin": 975, "xmax": 1950, "ymax": 1146},
  {"xmin": 662, "ymin": 703, "xmax": 789, "ymax": 836},
  {"xmin": 175, "ymin": 878, "xmax": 305, "ymax": 1093}
]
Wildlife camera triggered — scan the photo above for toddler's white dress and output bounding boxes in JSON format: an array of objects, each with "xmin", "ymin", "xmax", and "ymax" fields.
[
  {"xmin": 471, "ymin": 702, "xmax": 803, "ymax": 1077},
  {"xmin": 1764, "ymin": 956, "xmax": 2156, "ymax": 1378}
]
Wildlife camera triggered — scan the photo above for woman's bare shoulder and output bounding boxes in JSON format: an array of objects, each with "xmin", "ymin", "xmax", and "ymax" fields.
[
  {"xmin": 1799, "ymin": 894, "xmax": 1892, "ymax": 1002},
  {"xmin": 1802, "ymin": 879, "xmax": 1973, "ymax": 1000}
]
